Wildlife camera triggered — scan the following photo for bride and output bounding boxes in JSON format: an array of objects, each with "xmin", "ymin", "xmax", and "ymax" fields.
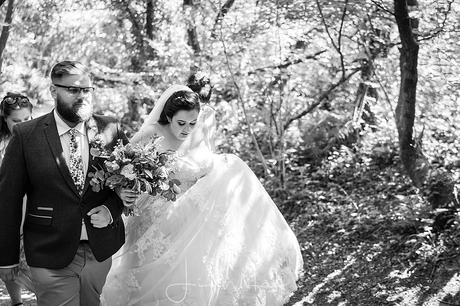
[{"xmin": 101, "ymin": 84, "xmax": 303, "ymax": 306}]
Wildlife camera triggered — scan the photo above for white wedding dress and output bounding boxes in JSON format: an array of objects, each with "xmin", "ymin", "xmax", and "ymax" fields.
[{"xmin": 101, "ymin": 105, "xmax": 303, "ymax": 306}]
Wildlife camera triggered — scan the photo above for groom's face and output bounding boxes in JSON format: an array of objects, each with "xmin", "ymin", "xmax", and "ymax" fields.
[{"xmin": 51, "ymin": 74, "xmax": 94, "ymax": 124}]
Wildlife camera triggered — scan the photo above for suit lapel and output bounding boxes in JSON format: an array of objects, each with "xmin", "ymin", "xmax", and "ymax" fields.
[{"xmin": 43, "ymin": 112, "xmax": 81, "ymax": 197}]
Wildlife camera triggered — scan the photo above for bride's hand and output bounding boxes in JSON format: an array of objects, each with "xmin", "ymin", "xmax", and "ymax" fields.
[{"xmin": 116, "ymin": 188, "xmax": 140, "ymax": 207}]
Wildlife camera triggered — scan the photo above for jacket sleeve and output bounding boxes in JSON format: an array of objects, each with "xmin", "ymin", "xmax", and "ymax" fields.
[{"xmin": 0, "ymin": 127, "xmax": 28, "ymax": 266}]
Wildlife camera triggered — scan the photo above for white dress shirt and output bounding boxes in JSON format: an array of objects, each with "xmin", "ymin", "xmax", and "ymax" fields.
[{"xmin": 54, "ymin": 110, "xmax": 90, "ymax": 240}]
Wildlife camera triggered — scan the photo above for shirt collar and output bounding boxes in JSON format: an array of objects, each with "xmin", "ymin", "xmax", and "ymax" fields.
[{"xmin": 53, "ymin": 109, "xmax": 87, "ymax": 137}]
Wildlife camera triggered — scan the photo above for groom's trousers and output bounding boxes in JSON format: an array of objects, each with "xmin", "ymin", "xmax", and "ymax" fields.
[{"xmin": 29, "ymin": 242, "xmax": 112, "ymax": 306}]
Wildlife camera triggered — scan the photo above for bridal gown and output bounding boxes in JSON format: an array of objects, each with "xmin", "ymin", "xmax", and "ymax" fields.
[{"xmin": 101, "ymin": 108, "xmax": 303, "ymax": 306}]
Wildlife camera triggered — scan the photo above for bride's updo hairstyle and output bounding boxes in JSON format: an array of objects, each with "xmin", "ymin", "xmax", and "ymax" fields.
[
  {"xmin": 186, "ymin": 71, "xmax": 212, "ymax": 104},
  {"xmin": 157, "ymin": 90, "xmax": 201, "ymax": 125}
]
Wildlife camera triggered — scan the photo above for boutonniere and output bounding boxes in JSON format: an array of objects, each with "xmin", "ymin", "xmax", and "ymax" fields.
[
  {"xmin": 86, "ymin": 118, "xmax": 107, "ymax": 159},
  {"xmin": 89, "ymin": 134, "xmax": 106, "ymax": 159}
]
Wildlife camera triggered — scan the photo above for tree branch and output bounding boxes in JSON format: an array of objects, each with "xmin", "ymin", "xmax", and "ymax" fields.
[
  {"xmin": 337, "ymin": 0, "xmax": 349, "ymax": 79},
  {"xmin": 217, "ymin": 27, "xmax": 270, "ymax": 174},
  {"xmin": 283, "ymin": 68, "xmax": 360, "ymax": 130},
  {"xmin": 373, "ymin": 69, "xmax": 396, "ymax": 121},
  {"xmin": 369, "ymin": 0, "xmax": 394, "ymax": 15},
  {"xmin": 417, "ymin": 0, "xmax": 454, "ymax": 42},
  {"xmin": 248, "ymin": 50, "xmax": 327, "ymax": 75},
  {"xmin": 210, "ymin": 0, "xmax": 235, "ymax": 39},
  {"xmin": 315, "ymin": 0, "xmax": 339, "ymax": 51},
  {"xmin": 315, "ymin": 0, "xmax": 348, "ymax": 80}
]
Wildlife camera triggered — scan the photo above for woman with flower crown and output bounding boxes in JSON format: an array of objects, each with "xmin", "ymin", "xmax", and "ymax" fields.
[{"xmin": 101, "ymin": 76, "xmax": 303, "ymax": 306}]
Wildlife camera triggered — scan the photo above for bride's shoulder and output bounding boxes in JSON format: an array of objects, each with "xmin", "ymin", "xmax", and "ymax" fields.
[{"xmin": 131, "ymin": 123, "xmax": 162, "ymax": 144}]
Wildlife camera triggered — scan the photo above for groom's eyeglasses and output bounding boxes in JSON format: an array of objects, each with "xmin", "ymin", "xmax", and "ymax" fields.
[{"xmin": 53, "ymin": 84, "xmax": 95, "ymax": 96}]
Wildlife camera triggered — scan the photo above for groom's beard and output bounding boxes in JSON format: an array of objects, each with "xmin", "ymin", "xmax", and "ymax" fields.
[{"xmin": 56, "ymin": 96, "xmax": 93, "ymax": 123}]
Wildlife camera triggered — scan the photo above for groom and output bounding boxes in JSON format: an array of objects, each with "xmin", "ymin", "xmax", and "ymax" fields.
[{"xmin": 0, "ymin": 61, "xmax": 126, "ymax": 305}]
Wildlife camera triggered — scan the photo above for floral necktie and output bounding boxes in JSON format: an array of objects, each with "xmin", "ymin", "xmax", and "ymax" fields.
[{"xmin": 68, "ymin": 128, "xmax": 85, "ymax": 194}]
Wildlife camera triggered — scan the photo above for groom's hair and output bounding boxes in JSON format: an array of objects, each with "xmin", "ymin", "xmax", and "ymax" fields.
[
  {"xmin": 158, "ymin": 91, "xmax": 201, "ymax": 125},
  {"xmin": 50, "ymin": 61, "xmax": 91, "ymax": 82}
]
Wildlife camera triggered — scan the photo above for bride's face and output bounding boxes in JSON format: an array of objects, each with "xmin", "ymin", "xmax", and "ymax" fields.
[{"xmin": 168, "ymin": 109, "xmax": 199, "ymax": 141}]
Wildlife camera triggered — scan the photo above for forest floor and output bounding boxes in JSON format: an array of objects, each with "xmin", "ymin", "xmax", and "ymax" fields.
[
  {"xmin": 2, "ymin": 214, "xmax": 460, "ymax": 306},
  {"xmin": 2, "ymin": 223, "xmax": 459, "ymax": 306},
  {"xmin": 2, "ymin": 165, "xmax": 460, "ymax": 306},
  {"xmin": 285, "ymin": 215, "xmax": 460, "ymax": 305},
  {"xmin": 282, "ymin": 157, "xmax": 460, "ymax": 305}
]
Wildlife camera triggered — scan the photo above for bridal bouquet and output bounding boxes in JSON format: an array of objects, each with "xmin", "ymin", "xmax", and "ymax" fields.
[{"xmin": 88, "ymin": 137, "xmax": 181, "ymax": 215}]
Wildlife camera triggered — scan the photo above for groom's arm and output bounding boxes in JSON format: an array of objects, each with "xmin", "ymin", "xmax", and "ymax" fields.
[{"xmin": 0, "ymin": 126, "xmax": 28, "ymax": 266}]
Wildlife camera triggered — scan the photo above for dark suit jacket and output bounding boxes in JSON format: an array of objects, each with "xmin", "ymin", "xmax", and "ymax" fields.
[{"xmin": 0, "ymin": 111, "xmax": 127, "ymax": 269}]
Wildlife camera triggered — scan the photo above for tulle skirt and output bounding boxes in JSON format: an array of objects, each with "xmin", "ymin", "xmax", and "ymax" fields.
[{"xmin": 101, "ymin": 154, "xmax": 303, "ymax": 306}]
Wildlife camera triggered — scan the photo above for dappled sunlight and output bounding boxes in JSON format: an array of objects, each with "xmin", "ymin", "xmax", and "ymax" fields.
[
  {"xmin": 422, "ymin": 273, "xmax": 460, "ymax": 305},
  {"xmin": 386, "ymin": 286, "xmax": 423, "ymax": 306},
  {"xmin": 293, "ymin": 255, "xmax": 357, "ymax": 305},
  {"xmin": 0, "ymin": 286, "xmax": 35, "ymax": 305}
]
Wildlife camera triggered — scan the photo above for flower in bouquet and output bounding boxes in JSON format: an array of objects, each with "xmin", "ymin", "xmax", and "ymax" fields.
[{"xmin": 88, "ymin": 137, "xmax": 181, "ymax": 215}]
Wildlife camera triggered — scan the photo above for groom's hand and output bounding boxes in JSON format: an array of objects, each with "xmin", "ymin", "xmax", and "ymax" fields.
[
  {"xmin": 87, "ymin": 205, "xmax": 112, "ymax": 228},
  {"xmin": 0, "ymin": 266, "xmax": 19, "ymax": 281}
]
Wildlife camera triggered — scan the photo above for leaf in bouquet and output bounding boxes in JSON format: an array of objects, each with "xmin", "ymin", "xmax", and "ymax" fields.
[
  {"xmin": 172, "ymin": 183, "xmax": 181, "ymax": 194},
  {"xmin": 144, "ymin": 169, "xmax": 154, "ymax": 179},
  {"xmin": 158, "ymin": 180, "xmax": 170, "ymax": 191},
  {"xmin": 105, "ymin": 161, "xmax": 120, "ymax": 172},
  {"xmin": 95, "ymin": 170, "xmax": 105, "ymax": 181},
  {"xmin": 170, "ymin": 178, "xmax": 181, "ymax": 186},
  {"xmin": 105, "ymin": 174, "xmax": 125, "ymax": 189},
  {"xmin": 90, "ymin": 147, "xmax": 102, "ymax": 157},
  {"xmin": 144, "ymin": 180, "xmax": 153, "ymax": 194}
]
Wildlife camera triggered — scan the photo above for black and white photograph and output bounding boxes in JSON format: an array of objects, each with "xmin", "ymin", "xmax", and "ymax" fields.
[{"xmin": 0, "ymin": 0, "xmax": 459, "ymax": 305}]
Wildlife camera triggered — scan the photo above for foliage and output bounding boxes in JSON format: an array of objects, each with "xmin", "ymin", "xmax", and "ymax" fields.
[{"xmin": 0, "ymin": 0, "xmax": 459, "ymax": 295}]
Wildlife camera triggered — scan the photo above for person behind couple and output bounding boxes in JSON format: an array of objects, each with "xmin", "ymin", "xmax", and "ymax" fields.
[
  {"xmin": 103, "ymin": 82, "xmax": 303, "ymax": 305},
  {"xmin": 0, "ymin": 60, "xmax": 127, "ymax": 306},
  {"xmin": 0, "ymin": 93, "xmax": 34, "ymax": 306}
]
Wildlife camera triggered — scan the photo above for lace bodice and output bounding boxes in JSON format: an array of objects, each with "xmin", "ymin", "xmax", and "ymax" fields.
[{"xmin": 172, "ymin": 152, "xmax": 212, "ymax": 192}]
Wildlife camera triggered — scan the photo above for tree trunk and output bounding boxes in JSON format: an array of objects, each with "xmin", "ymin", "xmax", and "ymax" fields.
[
  {"xmin": 352, "ymin": 59, "xmax": 377, "ymax": 129},
  {"xmin": 394, "ymin": 0, "xmax": 422, "ymax": 186},
  {"xmin": 183, "ymin": 0, "xmax": 201, "ymax": 56},
  {"xmin": 145, "ymin": 0, "xmax": 154, "ymax": 40},
  {"xmin": 0, "ymin": 0, "xmax": 14, "ymax": 73}
]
